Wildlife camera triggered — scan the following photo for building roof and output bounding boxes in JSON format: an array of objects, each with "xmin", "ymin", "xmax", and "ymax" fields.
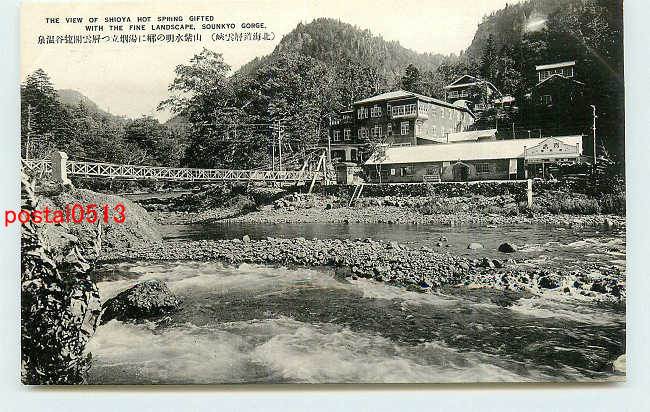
[
  {"xmin": 353, "ymin": 90, "xmax": 468, "ymax": 112},
  {"xmin": 535, "ymin": 73, "xmax": 585, "ymax": 88},
  {"xmin": 447, "ymin": 129, "xmax": 498, "ymax": 142},
  {"xmin": 536, "ymin": 61, "xmax": 576, "ymax": 71},
  {"xmin": 493, "ymin": 95, "xmax": 516, "ymax": 104},
  {"xmin": 418, "ymin": 128, "xmax": 497, "ymax": 144},
  {"xmin": 365, "ymin": 135, "xmax": 583, "ymax": 165},
  {"xmin": 444, "ymin": 75, "xmax": 501, "ymax": 95}
]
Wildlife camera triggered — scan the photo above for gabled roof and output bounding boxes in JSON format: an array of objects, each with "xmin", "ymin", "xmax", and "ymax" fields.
[
  {"xmin": 535, "ymin": 74, "xmax": 585, "ymax": 88},
  {"xmin": 418, "ymin": 129, "xmax": 497, "ymax": 144},
  {"xmin": 445, "ymin": 75, "xmax": 481, "ymax": 87},
  {"xmin": 444, "ymin": 75, "xmax": 501, "ymax": 95},
  {"xmin": 353, "ymin": 90, "xmax": 472, "ymax": 113},
  {"xmin": 447, "ymin": 129, "xmax": 498, "ymax": 142},
  {"xmin": 536, "ymin": 61, "xmax": 576, "ymax": 71},
  {"xmin": 365, "ymin": 135, "xmax": 583, "ymax": 165}
]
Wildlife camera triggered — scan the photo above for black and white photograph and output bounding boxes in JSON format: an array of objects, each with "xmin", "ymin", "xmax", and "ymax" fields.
[{"xmin": 18, "ymin": 0, "xmax": 626, "ymax": 385}]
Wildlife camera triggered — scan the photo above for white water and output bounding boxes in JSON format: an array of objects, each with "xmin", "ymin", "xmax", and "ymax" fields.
[{"xmin": 87, "ymin": 258, "xmax": 625, "ymax": 384}]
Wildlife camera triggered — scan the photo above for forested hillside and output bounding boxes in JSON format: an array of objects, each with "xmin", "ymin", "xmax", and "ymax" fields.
[
  {"xmin": 21, "ymin": 69, "xmax": 185, "ymax": 167},
  {"xmin": 238, "ymin": 18, "xmax": 448, "ymax": 86},
  {"xmin": 22, "ymin": 1, "xmax": 625, "ymax": 170},
  {"xmin": 461, "ymin": 0, "xmax": 624, "ymax": 160}
]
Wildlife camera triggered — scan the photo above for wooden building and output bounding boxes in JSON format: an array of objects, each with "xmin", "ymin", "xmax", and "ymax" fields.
[
  {"xmin": 444, "ymin": 75, "xmax": 504, "ymax": 113},
  {"xmin": 527, "ymin": 60, "xmax": 588, "ymax": 136},
  {"xmin": 364, "ymin": 135, "xmax": 584, "ymax": 183},
  {"xmin": 326, "ymin": 90, "xmax": 475, "ymax": 164}
]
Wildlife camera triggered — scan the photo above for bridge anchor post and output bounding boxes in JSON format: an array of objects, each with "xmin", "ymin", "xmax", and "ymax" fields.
[{"xmin": 51, "ymin": 151, "xmax": 72, "ymax": 186}]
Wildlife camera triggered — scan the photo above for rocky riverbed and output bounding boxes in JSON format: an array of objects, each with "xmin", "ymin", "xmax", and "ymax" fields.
[
  {"xmin": 152, "ymin": 205, "xmax": 624, "ymax": 227},
  {"xmin": 104, "ymin": 236, "xmax": 625, "ymax": 303},
  {"xmin": 144, "ymin": 192, "xmax": 625, "ymax": 228}
]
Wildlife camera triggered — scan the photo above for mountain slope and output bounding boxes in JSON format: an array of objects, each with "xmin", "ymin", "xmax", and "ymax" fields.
[
  {"xmin": 237, "ymin": 18, "xmax": 449, "ymax": 82},
  {"xmin": 465, "ymin": 0, "xmax": 576, "ymax": 58},
  {"xmin": 56, "ymin": 89, "xmax": 103, "ymax": 112}
]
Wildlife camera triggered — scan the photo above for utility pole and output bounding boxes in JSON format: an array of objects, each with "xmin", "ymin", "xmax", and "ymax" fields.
[
  {"xmin": 590, "ymin": 105, "xmax": 598, "ymax": 165},
  {"xmin": 26, "ymin": 105, "xmax": 33, "ymax": 160},
  {"xmin": 271, "ymin": 124, "xmax": 275, "ymax": 171},
  {"xmin": 278, "ymin": 120, "xmax": 282, "ymax": 170},
  {"xmin": 326, "ymin": 115, "xmax": 332, "ymax": 166}
]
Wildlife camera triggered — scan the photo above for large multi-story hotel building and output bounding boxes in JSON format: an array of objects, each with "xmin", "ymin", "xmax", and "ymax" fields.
[{"xmin": 326, "ymin": 90, "xmax": 476, "ymax": 164}]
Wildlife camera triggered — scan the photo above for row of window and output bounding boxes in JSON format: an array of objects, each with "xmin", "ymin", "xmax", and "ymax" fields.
[
  {"xmin": 333, "ymin": 122, "xmax": 411, "ymax": 141},
  {"xmin": 538, "ymin": 66, "xmax": 574, "ymax": 82},
  {"xmin": 391, "ymin": 104, "xmax": 417, "ymax": 118},
  {"xmin": 332, "ymin": 129, "xmax": 352, "ymax": 142},
  {"xmin": 368, "ymin": 162, "xmax": 509, "ymax": 180},
  {"xmin": 330, "ymin": 114, "xmax": 353, "ymax": 125},
  {"xmin": 447, "ymin": 89, "xmax": 470, "ymax": 99},
  {"xmin": 332, "ymin": 121, "xmax": 467, "ymax": 141},
  {"xmin": 356, "ymin": 103, "xmax": 463, "ymax": 120}
]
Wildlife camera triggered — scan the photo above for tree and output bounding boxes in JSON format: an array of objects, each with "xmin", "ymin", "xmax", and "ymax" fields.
[
  {"xmin": 479, "ymin": 35, "xmax": 498, "ymax": 81},
  {"xmin": 21, "ymin": 69, "xmax": 71, "ymax": 158},
  {"xmin": 159, "ymin": 49, "xmax": 259, "ymax": 168},
  {"xmin": 334, "ymin": 56, "xmax": 386, "ymax": 108},
  {"xmin": 401, "ymin": 64, "xmax": 422, "ymax": 92},
  {"xmin": 124, "ymin": 116, "xmax": 183, "ymax": 166}
]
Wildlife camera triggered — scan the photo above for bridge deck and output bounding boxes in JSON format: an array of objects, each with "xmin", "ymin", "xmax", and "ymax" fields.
[{"xmin": 22, "ymin": 159, "xmax": 323, "ymax": 183}]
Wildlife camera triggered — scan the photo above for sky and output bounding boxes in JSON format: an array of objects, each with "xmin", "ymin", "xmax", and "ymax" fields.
[{"xmin": 21, "ymin": 0, "xmax": 521, "ymax": 121}]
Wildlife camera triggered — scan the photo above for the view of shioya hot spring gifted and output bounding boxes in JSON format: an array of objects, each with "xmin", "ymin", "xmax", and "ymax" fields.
[{"xmin": 20, "ymin": 0, "xmax": 625, "ymax": 385}]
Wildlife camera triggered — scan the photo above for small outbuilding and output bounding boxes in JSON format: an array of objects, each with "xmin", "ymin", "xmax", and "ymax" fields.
[{"xmin": 364, "ymin": 135, "xmax": 584, "ymax": 183}]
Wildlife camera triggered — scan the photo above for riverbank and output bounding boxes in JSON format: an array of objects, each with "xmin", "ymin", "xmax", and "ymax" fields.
[
  {"xmin": 138, "ymin": 189, "xmax": 625, "ymax": 227},
  {"xmin": 151, "ymin": 204, "xmax": 625, "ymax": 227},
  {"xmin": 103, "ymin": 236, "xmax": 625, "ymax": 303}
]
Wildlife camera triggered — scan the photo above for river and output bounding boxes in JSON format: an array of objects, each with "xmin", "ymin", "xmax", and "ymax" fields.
[{"xmin": 86, "ymin": 223, "xmax": 626, "ymax": 384}]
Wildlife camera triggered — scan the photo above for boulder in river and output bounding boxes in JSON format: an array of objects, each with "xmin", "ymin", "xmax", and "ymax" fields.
[
  {"xmin": 101, "ymin": 279, "xmax": 181, "ymax": 324},
  {"xmin": 538, "ymin": 275, "xmax": 561, "ymax": 289},
  {"xmin": 467, "ymin": 242, "xmax": 484, "ymax": 250},
  {"xmin": 498, "ymin": 242, "xmax": 518, "ymax": 253}
]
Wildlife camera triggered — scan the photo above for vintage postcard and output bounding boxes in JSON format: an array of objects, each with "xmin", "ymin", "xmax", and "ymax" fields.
[{"xmin": 19, "ymin": 0, "xmax": 625, "ymax": 384}]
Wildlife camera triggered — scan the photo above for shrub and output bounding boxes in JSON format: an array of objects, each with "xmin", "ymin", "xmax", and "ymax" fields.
[{"xmin": 599, "ymin": 192, "xmax": 626, "ymax": 216}]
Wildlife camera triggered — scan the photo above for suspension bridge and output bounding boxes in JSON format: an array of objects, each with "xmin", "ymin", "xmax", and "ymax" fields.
[{"xmin": 22, "ymin": 150, "xmax": 331, "ymax": 190}]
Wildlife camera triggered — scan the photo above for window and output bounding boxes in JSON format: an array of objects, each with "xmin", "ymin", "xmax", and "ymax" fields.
[
  {"xmin": 400, "ymin": 166, "xmax": 415, "ymax": 176},
  {"xmin": 400, "ymin": 122, "xmax": 410, "ymax": 136},
  {"xmin": 391, "ymin": 104, "xmax": 417, "ymax": 117},
  {"xmin": 344, "ymin": 129, "xmax": 351, "ymax": 141},
  {"xmin": 387, "ymin": 124, "xmax": 392, "ymax": 136},
  {"xmin": 432, "ymin": 125, "xmax": 437, "ymax": 136},
  {"xmin": 459, "ymin": 89, "xmax": 469, "ymax": 98},
  {"xmin": 358, "ymin": 127, "xmax": 368, "ymax": 139},
  {"xmin": 390, "ymin": 168, "xmax": 396, "ymax": 176},
  {"xmin": 330, "ymin": 118, "xmax": 340, "ymax": 126},
  {"xmin": 476, "ymin": 163, "xmax": 491, "ymax": 174},
  {"xmin": 542, "ymin": 95, "xmax": 552, "ymax": 105},
  {"xmin": 333, "ymin": 130, "xmax": 341, "ymax": 142},
  {"xmin": 371, "ymin": 106, "xmax": 382, "ymax": 117},
  {"xmin": 371, "ymin": 125, "xmax": 382, "ymax": 139},
  {"xmin": 448, "ymin": 90, "xmax": 459, "ymax": 99},
  {"xmin": 357, "ymin": 107, "xmax": 368, "ymax": 119}
]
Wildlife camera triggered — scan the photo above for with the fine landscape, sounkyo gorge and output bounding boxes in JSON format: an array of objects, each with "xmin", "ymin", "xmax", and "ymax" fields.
[{"xmin": 20, "ymin": 0, "xmax": 625, "ymax": 384}]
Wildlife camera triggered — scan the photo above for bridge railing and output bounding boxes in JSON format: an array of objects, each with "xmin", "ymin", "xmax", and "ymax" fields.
[{"xmin": 21, "ymin": 155, "xmax": 323, "ymax": 184}]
